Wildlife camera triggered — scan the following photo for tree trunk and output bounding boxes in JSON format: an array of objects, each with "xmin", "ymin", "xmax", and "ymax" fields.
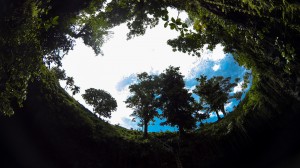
[
  {"xmin": 221, "ymin": 106, "xmax": 226, "ymax": 116},
  {"xmin": 216, "ymin": 111, "xmax": 221, "ymax": 120},
  {"xmin": 179, "ymin": 125, "xmax": 185, "ymax": 137},
  {"xmin": 143, "ymin": 121, "xmax": 148, "ymax": 138}
]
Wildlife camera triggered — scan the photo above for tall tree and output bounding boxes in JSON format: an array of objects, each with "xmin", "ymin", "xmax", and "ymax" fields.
[
  {"xmin": 82, "ymin": 88, "xmax": 117, "ymax": 118},
  {"xmin": 193, "ymin": 75, "xmax": 241, "ymax": 121},
  {"xmin": 192, "ymin": 102, "xmax": 209, "ymax": 126},
  {"xmin": 159, "ymin": 66, "xmax": 196, "ymax": 135},
  {"xmin": 167, "ymin": 0, "xmax": 299, "ymax": 95},
  {"xmin": 125, "ymin": 72, "xmax": 160, "ymax": 138}
]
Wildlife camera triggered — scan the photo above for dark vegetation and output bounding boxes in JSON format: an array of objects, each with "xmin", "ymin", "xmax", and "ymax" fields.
[
  {"xmin": 82, "ymin": 88, "xmax": 117, "ymax": 118},
  {"xmin": 125, "ymin": 72, "xmax": 160, "ymax": 138},
  {"xmin": 0, "ymin": 0, "xmax": 300, "ymax": 168}
]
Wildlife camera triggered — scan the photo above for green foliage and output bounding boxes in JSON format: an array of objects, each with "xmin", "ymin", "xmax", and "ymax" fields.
[
  {"xmin": 0, "ymin": 0, "xmax": 107, "ymax": 115},
  {"xmin": 82, "ymin": 88, "xmax": 117, "ymax": 118},
  {"xmin": 163, "ymin": 16, "xmax": 189, "ymax": 37},
  {"xmin": 72, "ymin": 12, "xmax": 112, "ymax": 55},
  {"xmin": 172, "ymin": 0, "xmax": 299, "ymax": 80},
  {"xmin": 64, "ymin": 77, "xmax": 81, "ymax": 96},
  {"xmin": 125, "ymin": 72, "xmax": 160, "ymax": 137},
  {"xmin": 51, "ymin": 67, "xmax": 66, "ymax": 80},
  {"xmin": 0, "ymin": 0, "xmax": 46, "ymax": 115},
  {"xmin": 194, "ymin": 75, "xmax": 240, "ymax": 120},
  {"xmin": 50, "ymin": 67, "xmax": 80, "ymax": 96},
  {"xmin": 159, "ymin": 66, "xmax": 196, "ymax": 134},
  {"xmin": 1, "ymin": 0, "xmax": 300, "ymax": 167}
]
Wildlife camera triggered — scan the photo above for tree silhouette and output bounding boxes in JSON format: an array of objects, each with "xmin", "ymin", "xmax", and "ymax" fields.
[
  {"xmin": 125, "ymin": 72, "xmax": 160, "ymax": 138},
  {"xmin": 82, "ymin": 88, "xmax": 117, "ymax": 118},
  {"xmin": 159, "ymin": 66, "xmax": 196, "ymax": 135},
  {"xmin": 193, "ymin": 75, "xmax": 241, "ymax": 121},
  {"xmin": 192, "ymin": 102, "xmax": 209, "ymax": 126},
  {"xmin": 64, "ymin": 77, "xmax": 80, "ymax": 96},
  {"xmin": 196, "ymin": 112, "xmax": 210, "ymax": 126}
]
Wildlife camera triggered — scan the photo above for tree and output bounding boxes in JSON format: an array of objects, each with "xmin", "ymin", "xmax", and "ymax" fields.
[
  {"xmin": 1, "ymin": 0, "xmax": 298, "ymax": 118},
  {"xmin": 82, "ymin": 88, "xmax": 117, "ymax": 118},
  {"xmin": 195, "ymin": 112, "xmax": 210, "ymax": 126},
  {"xmin": 192, "ymin": 101, "xmax": 209, "ymax": 126},
  {"xmin": 50, "ymin": 67, "xmax": 81, "ymax": 96},
  {"xmin": 193, "ymin": 75, "xmax": 241, "ymax": 121},
  {"xmin": 167, "ymin": 0, "xmax": 299, "ymax": 94},
  {"xmin": 0, "ymin": 0, "xmax": 104, "ymax": 115},
  {"xmin": 159, "ymin": 66, "xmax": 196, "ymax": 135},
  {"xmin": 125, "ymin": 72, "xmax": 160, "ymax": 138},
  {"xmin": 51, "ymin": 67, "xmax": 66, "ymax": 80},
  {"xmin": 64, "ymin": 77, "xmax": 81, "ymax": 96}
]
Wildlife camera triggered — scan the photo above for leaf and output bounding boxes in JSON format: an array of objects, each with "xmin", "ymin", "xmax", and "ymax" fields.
[
  {"xmin": 169, "ymin": 23, "xmax": 176, "ymax": 30},
  {"xmin": 180, "ymin": 31, "xmax": 184, "ymax": 37},
  {"xmin": 51, "ymin": 16, "xmax": 59, "ymax": 25},
  {"xmin": 162, "ymin": 14, "xmax": 169, "ymax": 21},
  {"xmin": 182, "ymin": 23, "xmax": 188, "ymax": 28},
  {"xmin": 171, "ymin": 17, "xmax": 175, "ymax": 23},
  {"xmin": 164, "ymin": 22, "xmax": 168, "ymax": 28},
  {"xmin": 176, "ymin": 18, "xmax": 181, "ymax": 25}
]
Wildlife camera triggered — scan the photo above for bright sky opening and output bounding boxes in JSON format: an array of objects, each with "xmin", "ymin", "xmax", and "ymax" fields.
[{"xmin": 61, "ymin": 10, "xmax": 250, "ymax": 132}]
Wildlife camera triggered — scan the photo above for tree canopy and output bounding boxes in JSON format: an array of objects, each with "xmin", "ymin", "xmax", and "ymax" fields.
[
  {"xmin": 193, "ymin": 75, "xmax": 241, "ymax": 120},
  {"xmin": 159, "ymin": 66, "xmax": 196, "ymax": 135},
  {"xmin": 1, "ymin": 0, "xmax": 299, "ymax": 116},
  {"xmin": 125, "ymin": 72, "xmax": 160, "ymax": 137},
  {"xmin": 82, "ymin": 88, "xmax": 117, "ymax": 118},
  {"xmin": 1, "ymin": 1, "xmax": 300, "ymax": 167}
]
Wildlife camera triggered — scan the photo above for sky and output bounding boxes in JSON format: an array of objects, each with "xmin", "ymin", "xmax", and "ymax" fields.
[{"xmin": 61, "ymin": 10, "xmax": 250, "ymax": 132}]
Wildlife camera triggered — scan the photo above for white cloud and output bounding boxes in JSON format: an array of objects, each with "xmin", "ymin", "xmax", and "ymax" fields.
[
  {"xmin": 212, "ymin": 64, "xmax": 220, "ymax": 71},
  {"xmin": 233, "ymin": 81, "xmax": 243, "ymax": 93},
  {"xmin": 188, "ymin": 85, "xmax": 196, "ymax": 93},
  {"xmin": 209, "ymin": 112, "xmax": 217, "ymax": 118},
  {"xmin": 61, "ymin": 14, "xmax": 228, "ymax": 129},
  {"xmin": 202, "ymin": 44, "xmax": 226, "ymax": 61},
  {"xmin": 121, "ymin": 117, "xmax": 140, "ymax": 130}
]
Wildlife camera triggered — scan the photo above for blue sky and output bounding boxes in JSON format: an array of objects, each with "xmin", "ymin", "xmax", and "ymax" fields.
[
  {"xmin": 146, "ymin": 54, "xmax": 250, "ymax": 132},
  {"xmin": 61, "ymin": 9, "xmax": 251, "ymax": 132}
]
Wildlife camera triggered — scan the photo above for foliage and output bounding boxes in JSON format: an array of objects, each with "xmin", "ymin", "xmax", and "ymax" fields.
[
  {"xmin": 125, "ymin": 72, "xmax": 160, "ymax": 137},
  {"xmin": 162, "ymin": 15, "xmax": 189, "ymax": 37},
  {"xmin": 0, "ymin": 0, "xmax": 47, "ymax": 116},
  {"xmin": 103, "ymin": 0, "xmax": 183, "ymax": 40},
  {"xmin": 50, "ymin": 67, "xmax": 80, "ymax": 96},
  {"xmin": 51, "ymin": 67, "xmax": 67, "ymax": 80},
  {"xmin": 0, "ymin": 0, "xmax": 104, "ymax": 115},
  {"xmin": 82, "ymin": 88, "xmax": 117, "ymax": 118},
  {"xmin": 195, "ymin": 112, "xmax": 210, "ymax": 125},
  {"xmin": 0, "ymin": 0, "xmax": 300, "ymax": 167},
  {"xmin": 193, "ymin": 75, "xmax": 241, "ymax": 120},
  {"xmin": 169, "ymin": 0, "xmax": 300, "ymax": 92},
  {"xmin": 159, "ymin": 66, "xmax": 196, "ymax": 135}
]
